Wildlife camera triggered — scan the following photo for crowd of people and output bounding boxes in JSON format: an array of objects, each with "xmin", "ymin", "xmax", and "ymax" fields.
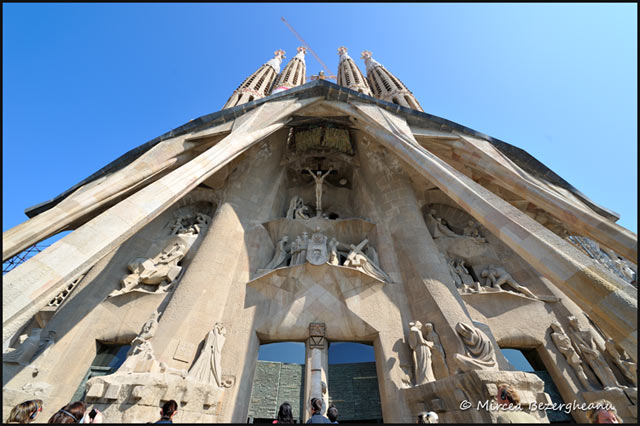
[{"xmin": 5, "ymin": 387, "xmax": 622, "ymax": 423}]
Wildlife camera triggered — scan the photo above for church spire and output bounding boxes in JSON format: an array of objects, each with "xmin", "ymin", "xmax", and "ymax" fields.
[
  {"xmin": 336, "ymin": 46, "xmax": 372, "ymax": 96},
  {"xmin": 222, "ymin": 49, "xmax": 285, "ymax": 109},
  {"xmin": 361, "ymin": 50, "xmax": 423, "ymax": 111},
  {"xmin": 271, "ymin": 46, "xmax": 307, "ymax": 94}
]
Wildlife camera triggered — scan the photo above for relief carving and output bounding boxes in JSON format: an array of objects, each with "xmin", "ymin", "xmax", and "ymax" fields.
[
  {"xmin": 549, "ymin": 322, "xmax": 593, "ymax": 391},
  {"xmin": 568, "ymin": 316, "xmax": 620, "ymax": 390},
  {"xmin": 109, "ymin": 213, "xmax": 210, "ymax": 298},
  {"xmin": 478, "ymin": 265, "xmax": 558, "ymax": 302},
  {"xmin": 3, "ymin": 328, "xmax": 42, "ymax": 365}
]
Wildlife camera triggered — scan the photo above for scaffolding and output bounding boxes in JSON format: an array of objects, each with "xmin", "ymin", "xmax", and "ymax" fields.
[{"xmin": 3, "ymin": 244, "xmax": 49, "ymax": 274}]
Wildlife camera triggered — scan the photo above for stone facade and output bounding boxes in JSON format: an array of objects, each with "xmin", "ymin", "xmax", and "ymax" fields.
[{"xmin": 2, "ymin": 49, "xmax": 637, "ymax": 423}]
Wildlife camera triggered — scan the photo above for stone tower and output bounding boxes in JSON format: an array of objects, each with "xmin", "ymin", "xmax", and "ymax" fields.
[
  {"xmin": 271, "ymin": 46, "xmax": 307, "ymax": 95},
  {"xmin": 362, "ymin": 50, "xmax": 423, "ymax": 111},
  {"xmin": 222, "ymin": 49, "xmax": 285, "ymax": 109},
  {"xmin": 2, "ymin": 46, "xmax": 637, "ymax": 424},
  {"xmin": 337, "ymin": 46, "xmax": 372, "ymax": 95}
]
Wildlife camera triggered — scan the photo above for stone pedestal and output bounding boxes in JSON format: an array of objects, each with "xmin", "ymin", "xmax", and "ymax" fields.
[{"xmin": 402, "ymin": 370, "xmax": 550, "ymax": 423}]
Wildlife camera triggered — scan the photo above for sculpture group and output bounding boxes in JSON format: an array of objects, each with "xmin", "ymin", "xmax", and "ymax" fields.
[
  {"xmin": 109, "ymin": 213, "xmax": 210, "ymax": 298},
  {"xmin": 263, "ymin": 231, "xmax": 389, "ymax": 282}
]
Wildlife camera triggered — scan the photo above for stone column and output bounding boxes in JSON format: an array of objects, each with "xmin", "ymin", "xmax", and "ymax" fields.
[
  {"xmin": 152, "ymin": 132, "xmax": 289, "ymax": 370},
  {"xmin": 303, "ymin": 323, "xmax": 328, "ymax": 422},
  {"xmin": 356, "ymin": 135, "xmax": 472, "ymax": 367}
]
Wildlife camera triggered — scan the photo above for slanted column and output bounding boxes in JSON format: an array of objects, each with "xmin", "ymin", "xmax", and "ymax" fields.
[
  {"xmin": 357, "ymin": 140, "xmax": 471, "ymax": 367},
  {"xmin": 152, "ymin": 131, "xmax": 289, "ymax": 370},
  {"xmin": 2, "ymin": 97, "xmax": 317, "ymax": 346},
  {"xmin": 339, "ymin": 100, "xmax": 637, "ymax": 357},
  {"xmin": 303, "ymin": 323, "xmax": 329, "ymax": 422}
]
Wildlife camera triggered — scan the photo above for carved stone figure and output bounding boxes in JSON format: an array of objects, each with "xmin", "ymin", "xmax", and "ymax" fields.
[
  {"xmin": 463, "ymin": 220, "xmax": 486, "ymax": 243},
  {"xmin": 328, "ymin": 238, "xmax": 341, "ymax": 265},
  {"xmin": 265, "ymin": 236, "xmax": 289, "ymax": 269},
  {"xmin": 286, "ymin": 196, "xmax": 309, "ymax": 220},
  {"xmin": 550, "ymin": 322, "xmax": 593, "ymax": 391},
  {"xmin": 298, "ymin": 232, "xmax": 310, "ymax": 264},
  {"xmin": 408, "ymin": 321, "xmax": 435, "ymax": 385},
  {"xmin": 453, "ymin": 322, "xmax": 498, "ymax": 372},
  {"xmin": 118, "ymin": 311, "xmax": 160, "ymax": 374},
  {"xmin": 480, "ymin": 265, "xmax": 558, "ymax": 302},
  {"xmin": 306, "ymin": 167, "xmax": 333, "ymax": 216},
  {"xmin": 454, "ymin": 259, "xmax": 476, "ymax": 287},
  {"xmin": 306, "ymin": 231, "xmax": 329, "ymax": 265},
  {"xmin": 424, "ymin": 323, "xmax": 448, "ymax": 379},
  {"xmin": 426, "ymin": 210, "xmax": 459, "ymax": 239},
  {"xmin": 344, "ymin": 239, "xmax": 390, "ymax": 282},
  {"xmin": 170, "ymin": 216, "xmax": 191, "ymax": 235},
  {"xmin": 110, "ymin": 239, "xmax": 187, "ymax": 297},
  {"xmin": 366, "ymin": 246, "xmax": 380, "ymax": 268},
  {"xmin": 290, "ymin": 236, "xmax": 302, "ymax": 266},
  {"xmin": 568, "ymin": 316, "xmax": 619, "ymax": 390},
  {"xmin": 3, "ymin": 328, "xmax": 42, "ymax": 365},
  {"xmin": 189, "ymin": 323, "xmax": 227, "ymax": 387},
  {"xmin": 604, "ymin": 338, "xmax": 637, "ymax": 386},
  {"xmin": 448, "ymin": 259, "xmax": 463, "ymax": 288}
]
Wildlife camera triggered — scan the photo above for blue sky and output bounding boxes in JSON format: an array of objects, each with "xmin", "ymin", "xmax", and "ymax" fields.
[{"xmin": 2, "ymin": 4, "xmax": 637, "ymax": 366}]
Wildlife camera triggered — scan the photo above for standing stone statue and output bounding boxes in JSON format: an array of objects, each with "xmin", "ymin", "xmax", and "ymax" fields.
[
  {"xmin": 424, "ymin": 323, "xmax": 448, "ymax": 379},
  {"xmin": 448, "ymin": 259, "xmax": 463, "ymax": 288},
  {"xmin": 305, "ymin": 167, "xmax": 333, "ymax": 216},
  {"xmin": 286, "ymin": 196, "xmax": 301, "ymax": 219},
  {"xmin": 568, "ymin": 316, "xmax": 619, "ymax": 390},
  {"xmin": 3, "ymin": 328, "xmax": 43, "ymax": 365},
  {"xmin": 189, "ymin": 323, "xmax": 227, "ymax": 387},
  {"xmin": 298, "ymin": 232, "xmax": 310, "ymax": 264},
  {"xmin": 290, "ymin": 236, "xmax": 302, "ymax": 265},
  {"xmin": 453, "ymin": 322, "xmax": 498, "ymax": 372},
  {"xmin": 118, "ymin": 311, "xmax": 160, "ymax": 374},
  {"xmin": 328, "ymin": 238, "xmax": 341, "ymax": 265},
  {"xmin": 549, "ymin": 322, "xmax": 593, "ymax": 391},
  {"xmin": 265, "ymin": 236, "xmax": 289, "ymax": 270},
  {"xmin": 604, "ymin": 338, "xmax": 637, "ymax": 386},
  {"xmin": 408, "ymin": 321, "xmax": 435, "ymax": 385}
]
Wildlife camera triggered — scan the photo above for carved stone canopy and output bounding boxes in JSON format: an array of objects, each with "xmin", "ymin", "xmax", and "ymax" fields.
[{"xmin": 309, "ymin": 322, "xmax": 326, "ymax": 349}]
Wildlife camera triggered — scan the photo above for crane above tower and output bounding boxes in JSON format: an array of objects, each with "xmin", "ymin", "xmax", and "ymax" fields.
[{"xmin": 281, "ymin": 16, "xmax": 336, "ymax": 80}]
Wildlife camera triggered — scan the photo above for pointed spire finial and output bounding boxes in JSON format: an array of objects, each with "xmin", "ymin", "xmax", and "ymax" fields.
[
  {"xmin": 361, "ymin": 50, "xmax": 381, "ymax": 73},
  {"xmin": 297, "ymin": 46, "xmax": 307, "ymax": 54},
  {"xmin": 266, "ymin": 49, "xmax": 286, "ymax": 73},
  {"xmin": 338, "ymin": 46, "xmax": 348, "ymax": 55}
]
